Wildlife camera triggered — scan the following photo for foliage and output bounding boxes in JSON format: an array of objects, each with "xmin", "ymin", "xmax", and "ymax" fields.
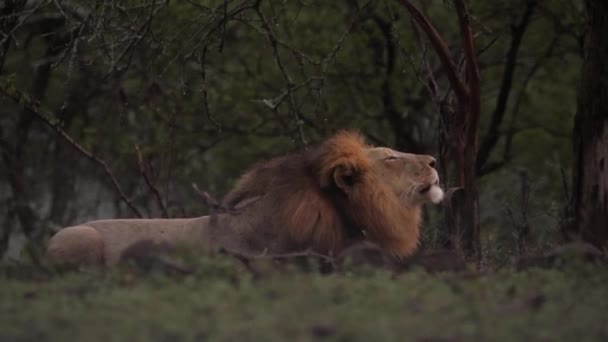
[{"xmin": 1, "ymin": 257, "xmax": 606, "ymax": 341}]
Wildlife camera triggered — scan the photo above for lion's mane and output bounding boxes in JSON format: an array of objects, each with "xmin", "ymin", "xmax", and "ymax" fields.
[{"xmin": 215, "ymin": 131, "xmax": 422, "ymax": 257}]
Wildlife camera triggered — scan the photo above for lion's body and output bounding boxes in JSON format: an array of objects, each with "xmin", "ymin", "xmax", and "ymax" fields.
[
  {"xmin": 47, "ymin": 132, "xmax": 443, "ymax": 266},
  {"xmin": 47, "ymin": 218, "xmax": 207, "ymax": 265}
]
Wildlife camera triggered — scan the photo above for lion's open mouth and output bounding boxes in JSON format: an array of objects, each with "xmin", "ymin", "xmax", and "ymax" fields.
[{"xmin": 419, "ymin": 184, "xmax": 432, "ymax": 193}]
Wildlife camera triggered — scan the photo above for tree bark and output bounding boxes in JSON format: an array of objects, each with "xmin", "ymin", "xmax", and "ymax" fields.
[
  {"xmin": 455, "ymin": 0, "xmax": 481, "ymax": 260},
  {"xmin": 566, "ymin": 0, "xmax": 608, "ymax": 247},
  {"xmin": 398, "ymin": 0, "xmax": 481, "ymax": 260}
]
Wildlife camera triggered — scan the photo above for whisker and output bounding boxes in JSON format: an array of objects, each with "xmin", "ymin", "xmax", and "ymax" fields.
[{"xmin": 404, "ymin": 183, "xmax": 417, "ymax": 199}]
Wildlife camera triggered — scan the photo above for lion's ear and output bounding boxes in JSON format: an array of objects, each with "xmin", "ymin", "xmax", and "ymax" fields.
[{"xmin": 333, "ymin": 165, "xmax": 357, "ymax": 194}]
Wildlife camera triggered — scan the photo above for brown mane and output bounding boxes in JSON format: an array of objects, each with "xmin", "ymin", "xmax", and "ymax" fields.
[{"xmin": 218, "ymin": 131, "xmax": 421, "ymax": 257}]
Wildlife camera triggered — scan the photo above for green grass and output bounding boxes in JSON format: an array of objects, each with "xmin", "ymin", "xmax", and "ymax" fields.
[{"xmin": 1, "ymin": 257, "xmax": 607, "ymax": 342}]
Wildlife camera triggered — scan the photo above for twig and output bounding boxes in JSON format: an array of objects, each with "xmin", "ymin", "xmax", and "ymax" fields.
[
  {"xmin": 255, "ymin": 6, "xmax": 307, "ymax": 146},
  {"xmin": 257, "ymin": 77, "xmax": 321, "ymax": 110},
  {"xmin": 199, "ymin": 46, "xmax": 221, "ymax": 129},
  {"xmin": 102, "ymin": 0, "xmax": 159, "ymax": 80},
  {"xmin": 221, "ymin": 247, "xmax": 337, "ymax": 266},
  {"xmin": 476, "ymin": 0, "xmax": 537, "ymax": 172},
  {"xmin": 410, "ymin": 18, "xmax": 439, "ymax": 101},
  {"xmin": 478, "ymin": 22, "xmax": 557, "ymax": 178},
  {"xmin": 135, "ymin": 144, "xmax": 169, "ymax": 218},
  {"xmin": 192, "ymin": 183, "xmax": 239, "ymax": 214},
  {"xmin": 397, "ymin": 0, "xmax": 469, "ymax": 100},
  {"xmin": 237, "ymin": 19, "xmax": 320, "ymax": 65},
  {"xmin": 161, "ymin": 0, "xmax": 259, "ymax": 76},
  {"xmin": 321, "ymin": 2, "xmax": 368, "ymax": 72},
  {"xmin": 0, "ymin": 81, "xmax": 143, "ymax": 218},
  {"xmin": 560, "ymin": 166, "xmax": 570, "ymax": 202},
  {"xmin": 454, "ymin": 0, "xmax": 480, "ymax": 124}
]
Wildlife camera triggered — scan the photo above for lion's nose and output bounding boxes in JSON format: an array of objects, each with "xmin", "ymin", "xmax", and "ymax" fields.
[{"xmin": 429, "ymin": 158, "xmax": 436, "ymax": 169}]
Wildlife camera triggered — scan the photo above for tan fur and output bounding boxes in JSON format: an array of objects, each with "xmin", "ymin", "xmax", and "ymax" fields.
[
  {"xmin": 46, "ymin": 131, "xmax": 442, "ymax": 266},
  {"xmin": 47, "ymin": 218, "xmax": 209, "ymax": 265},
  {"xmin": 47, "ymin": 226, "xmax": 105, "ymax": 265}
]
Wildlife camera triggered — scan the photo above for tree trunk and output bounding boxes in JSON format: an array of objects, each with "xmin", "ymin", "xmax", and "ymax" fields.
[
  {"xmin": 398, "ymin": 0, "xmax": 481, "ymax": 260},
  {"xmin": 566, "ymin": 0, "xmax": 608, "ymax": 247}
]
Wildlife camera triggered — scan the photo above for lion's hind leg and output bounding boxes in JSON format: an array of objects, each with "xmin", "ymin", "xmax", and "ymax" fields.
[{"xmin": 47, "ymin": 225, "xmax": 105, "ymax": 266}]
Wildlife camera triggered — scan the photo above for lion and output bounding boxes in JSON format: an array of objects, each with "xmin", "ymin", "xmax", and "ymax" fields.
[{"xmin": 46, "ymin": 131, "xmax": 443, "ymax": 266}]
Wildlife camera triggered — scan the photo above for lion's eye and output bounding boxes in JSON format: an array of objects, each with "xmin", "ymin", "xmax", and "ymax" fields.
[{"xmin": 385, "ymin": 156, "xmax": 398, "ymax": 161}]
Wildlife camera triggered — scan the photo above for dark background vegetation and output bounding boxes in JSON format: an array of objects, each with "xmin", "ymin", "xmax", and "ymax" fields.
[
  {"xmin": 1, "ymin": 0, "xmax": 593, "ymax": 263},
  {"xmin": 2, "ymin": 0, "xmax": 607, "ymax": 262},
  {"xmin": 2, "ymin": 1, "xmax": 608, "ymax": 341}
]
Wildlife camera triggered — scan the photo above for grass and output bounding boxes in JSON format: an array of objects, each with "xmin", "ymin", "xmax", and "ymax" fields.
[{"xmin": 1, "ymin": 256, "xmax": 607, "ymax": 342}]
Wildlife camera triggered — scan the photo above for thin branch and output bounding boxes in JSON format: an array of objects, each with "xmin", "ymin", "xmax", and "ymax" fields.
[
  {"xmin": 135, "ymin": 145, "xmax": 169, "ymax": 218},
  {"xmin": 322, "ymin": 2, "xmax": 367, "ymax": 72},
  {"xmin": 476, "ymin": 0, "xmax": 537, "ymax": 172},
  {"xmin": 454, "ymin": 0, "xmax": 480, "ymax": 126},
  {"xmin": 192, "ymin": 183, "xmax": 239, "ymax": 215},
  {"xmin": 0, "ymin": 0, "xmax": 28, "ymax": 74},
  {"xmin": 102, "ymin": 0, "xmax": 160, "ymax": 80},
  {"xmin": 222, "ymin": 247, "xmax": 337, "ymax": 264},
  {"xmin": 199, "ymin": 45, "xmax": 221, "ymax": 129},
  {"xmin": 256, "ymin": 77, "xmax": 321, "ymax": 110},
  {"xmin": 478, "ymin": 30, "xmax": 559, "ymax": 177},
  {"xmin": 0, "ymin": 82, "xmax": 143, "ymax": 218},
  {"xmin": 396, "ymin": 0, "xmax": 469, "ymax": 101},
  {"xmin": 237, "ymin": 19, "xmax": 320, "ymax": 65},
  {"xmin": 255, "ymin": 5, "xmax": 307, "ymax": 145},
  {"xmin": 410, "ymin": 18, "xmax": 439, "ymax": 101},
  {"xmin": 560, "ymin": 166, "xmax": 570, "ymax": 202}
]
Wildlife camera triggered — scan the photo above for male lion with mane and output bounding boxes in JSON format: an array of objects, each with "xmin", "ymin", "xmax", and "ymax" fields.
[{"xmin": 47, "ymin": 131, "xmax": 444, "ymax": 266}]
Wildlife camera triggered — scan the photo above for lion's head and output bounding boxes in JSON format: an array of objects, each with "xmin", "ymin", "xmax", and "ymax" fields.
[{"xmin": 366, "ymin": 147, "xmax": 444, "ymax": 205}]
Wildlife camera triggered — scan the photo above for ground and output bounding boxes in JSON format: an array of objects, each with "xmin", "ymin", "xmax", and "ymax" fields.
[{"xmin": 1, "ymin": 256, "xmax": 607, "ymax": 342}]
